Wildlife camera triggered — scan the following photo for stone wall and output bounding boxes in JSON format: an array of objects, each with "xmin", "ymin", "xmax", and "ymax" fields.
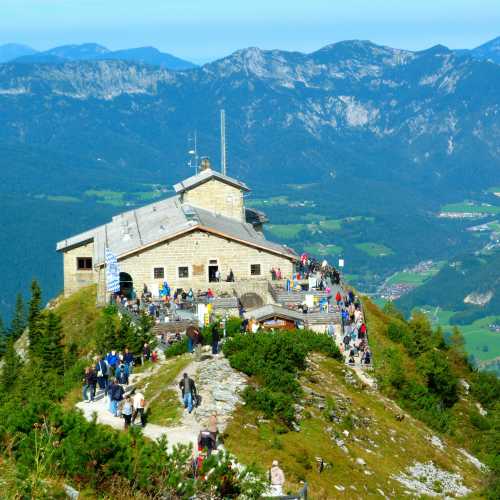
[
  {"xmin": 62, "ymin": 242, "xmax": 98, "ymax": 297},
  {"xmin": 95, "ymin": 229, "xmax": 294, "ymax": 303},
  {"xmin": 182, "ymin": 179, "xmax": 244, "ymax": 221}
]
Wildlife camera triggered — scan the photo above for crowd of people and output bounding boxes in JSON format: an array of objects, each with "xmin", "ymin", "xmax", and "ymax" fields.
[
  {"xmin": 81, "ymin": 343, "xmax": 156, "ymax": 429},
  {"xmin": 336, "ymin": 289, "xmax": 372, "ymax": 366}
]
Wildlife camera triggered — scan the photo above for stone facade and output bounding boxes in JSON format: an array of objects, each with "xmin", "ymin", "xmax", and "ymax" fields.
[
  {"xmin": 95, "ymin": 228, "xmax": 293, "ymax": 303},
  {"xmin": 181, "ymin": 179, "xmax": 244, "ymax": 221},
  {"xmin": 63, "ymin": 242, "xmax": 98, "ymax": 297}
]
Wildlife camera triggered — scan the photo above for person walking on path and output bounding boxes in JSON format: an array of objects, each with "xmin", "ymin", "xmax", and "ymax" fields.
[
  {"xmin": 122, "ymin": 395, "xmax": 133, "ymax": 430},
  {"xmin": 109, "ymin": 378, "xmax": 125, "ymax": 417},
  {"xmin": 82, "ymin": 366, "xmax": 97, "ymax": 403},
  {"xmin": 95, "ymin": 356, "xmax": 109, "ymax": 395},
  {"xmin": 186, "ymin": 325, "xmax": 199, "ymax": 354},
  {"xmin": 208, "ymin": 412, "xmax": 218, "ymax": 448},
  {"xmin": 142, "ymin": 343, "xmax": 151, "ymax": 364},
  {"xmin": 123, "ymin": 347, "xmax": 134, "ymax": 376},
  {"xmin": 132, "ymin": 390, "xmax": 146, "ymax": 427},
  {"xmin": 269, "ymin": 460, "xmax": 285, "ymax": 495},
  {"xmin": 211, "ymin": 322, "xmax": 221, "ymax": 355},
  {"xmin": 179, "ymin": 372, "xmax": 197, "ymax": 414}
]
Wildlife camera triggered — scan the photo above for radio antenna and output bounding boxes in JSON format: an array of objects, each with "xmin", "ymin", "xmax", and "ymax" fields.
[{"xmin": 220, "ymin": 109, "xmax": 227, "ymax": 176}]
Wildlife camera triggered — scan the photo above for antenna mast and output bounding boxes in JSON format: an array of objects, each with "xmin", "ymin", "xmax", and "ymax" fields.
[
  {"xmin": 220, "ymin": 109, "xmax": 227, "ymax": 176},
  {"xmin": 188, "ymin": 130, "xmax": 199, "ymax": 174}
]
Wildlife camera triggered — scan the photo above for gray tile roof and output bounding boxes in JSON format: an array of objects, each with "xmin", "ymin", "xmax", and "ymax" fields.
[
  {"xmin": 56, "ymin": 194, "xmax": 297, "ymax": 265},
  {"xmin": 173, "ymin": 168, "xmax": 250, "ymax": 194},
  {"xmin": 244, "ymin": 304, "xmax": 305, "ymax": 322}
]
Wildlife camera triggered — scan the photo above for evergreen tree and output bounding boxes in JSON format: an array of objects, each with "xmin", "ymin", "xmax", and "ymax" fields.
[
  {"xmin": 42, "ymin": 311, "xmax": 65, "ymax": 375},
  {"xmin": 0, "ymin": 338, "xmax": 23, "ymax": 391},
  {"xmin": 96, "ymin": 306, "xmax": 119, "ymax": 354},
  {"xmin": 10, "ymin": 293, "xmax": 26, "ymax": 342},
  {"xmin": 117, "ymin": 314, "xmax": 135, "ymax": 352},
  {"xmin": 0, "ymin": 314, "xmax": 6, "ymax": 357},
  {"xmin": 28, "ymin": 280, "xmax": 44, "ymax": 357}
]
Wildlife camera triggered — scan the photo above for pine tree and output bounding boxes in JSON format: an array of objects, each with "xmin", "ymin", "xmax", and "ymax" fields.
[
  {"xmin": 28, "ymin": 280, "xmax": 44, "ymax": 357},
  {"xmin": 96, "ymin": 306, "xmax": 119, "ymax": 354},
  {"xmin": 42, "ymin": 311, "xmax": 65, "ymax": 375},
  {"xmin": 0, "ymin": 338, "xmax": 23, "ymax": 391},
  {"xmin": 10, "ymin": 293, "xmax": 26, "ymax": 342},
  {"xmin": 0, "ymin": 314, "xmax": 6, "ymax": 358}
]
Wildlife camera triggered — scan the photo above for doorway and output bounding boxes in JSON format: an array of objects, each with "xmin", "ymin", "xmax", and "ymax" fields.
[{"xmin": 208, "ymin": 259, "xmax": 219, "ymax": 282}]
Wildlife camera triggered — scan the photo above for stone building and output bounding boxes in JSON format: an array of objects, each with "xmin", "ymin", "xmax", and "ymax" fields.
[{"xmin": 56, "ymin": 163, "xmax": 297, "ymax": 304}]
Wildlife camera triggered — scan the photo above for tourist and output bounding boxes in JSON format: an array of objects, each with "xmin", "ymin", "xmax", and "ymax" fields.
[
  {"xmin": 109, "ymin": 378, "xmax": 124, "ymax": 417},
  {"xmin": 362, "ymin": 347, "xmax": 372, "ymax": 365},
  {"xmin": 343, "ymin": 333, "xmax": 351, "ymax": 352},
  {"xmin": 115, "ymin": 362, "xmax": 128, "ymax": 385},
  {"xmin": 82, "ymin": 366, "xmax": 97, "ymax": 403},
  {"xmin": 124, "ymin": 347, "xmax": 134, "ymax": 375},
  {"xmin": 208, "ymin": 412, "xmax": 218, "ymax": 448},
  {"xmin": 186, "ymin": 325, "xmax": 199, "ymax": 353},
  {"xmin": 95, "ymin": 355, "xmax": 109, "ymax": 395},
  {"xmin": 215, "ymin": 269, "xmax": 221, "ymax": 282},
  {"xmin": 269, "ymin": 460, "xmax": 285, "ymax": 495},
  {"xmin": 179, "ymin": 372, "xmax": 197, "ymax": 414},
  {"xmin": 151, "ymin": 350, "xmax": 159, "ymax": 363},
  {"xmin": 142, "ymin": 342, "xmax": 151, "ymax": 364},
  {"xmin": 227, "ymin": 269, "xmax": 235, "ymax": 282},
  {"xmin": 211, "ymin": 321, "xmax": 220, "ymax": 355},
  {"xmin": 122, "ymin": 395, "xmax": 133, "ymax": 430},
  {"xmin": 106, "ymin": 350, "xmax": 119, "ymax": 377},
  {"xmin": 132, "ymin": 390, "xmax": 146, "ymax": 427},
  {"xmin": 198, "ymin": 429, "xmax": 216, "ymax": 456}
]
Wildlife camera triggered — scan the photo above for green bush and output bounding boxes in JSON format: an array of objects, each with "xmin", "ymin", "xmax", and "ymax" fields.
[{"xmin": 223, "ymin": 330, "xmax": 341, "ymax": 425}]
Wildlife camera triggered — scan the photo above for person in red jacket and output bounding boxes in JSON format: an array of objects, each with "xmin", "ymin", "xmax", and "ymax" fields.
[{"xmin": 335, "ymin": 291, "xmax": 342, "ymax": 305}]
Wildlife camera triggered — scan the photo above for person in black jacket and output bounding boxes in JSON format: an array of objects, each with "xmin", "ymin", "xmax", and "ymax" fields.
[
  {"xmin": 211, "ymin": 322, "xmax": 221, "ymax": 355},
  {"xmin": 179, "ymin": 373, "xmax": 197, "ymax": 413},
  {"xmin": 82, "ymin": 366, "xmax": 97, "ymax": 403},
  {"xmin": 95, "ymin": 356, "xmax": 109, "ymax": 395},
  {"xmin": 109, "ymin": 378, "xmax": 125, "ymax": 416}
]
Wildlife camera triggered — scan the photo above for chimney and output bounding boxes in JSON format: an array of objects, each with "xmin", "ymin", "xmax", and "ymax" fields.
[{"xmin": 200, "ymin": 157, "xmax": 211, "ymax": 172}]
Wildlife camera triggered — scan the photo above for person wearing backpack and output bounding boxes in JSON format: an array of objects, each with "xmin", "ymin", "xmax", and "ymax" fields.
[
  {"xmin": 122, "ymin": 395, "xmax": 133, "ymax": 430},
  {"xmin": 211, "ymin": 322, "xmax": 221, "ymax": 355},
  {"xmin": 132, "ymin": 390, "xmax": 146, "ymax": 427}
]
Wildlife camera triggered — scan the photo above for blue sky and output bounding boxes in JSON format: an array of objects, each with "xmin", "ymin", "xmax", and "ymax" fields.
[{"xmin": 1, "ymin": 0, "xmax": 499, "ymax": 62}]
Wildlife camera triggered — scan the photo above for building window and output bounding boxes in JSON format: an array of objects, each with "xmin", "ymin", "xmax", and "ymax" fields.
[
  {"xmin": 178, "ymin": 266, "xmax": 189, "ymax": 278},
  {"xmin": 153, "ymin": 267, "xmax": 164, "ymax": 279},
  {"xmin": 77, "ymin": 257, "xmax": 92, "ymax": 270},
  {"xmin": 250, "ymin": 264, "xmax": 261, "ymax": 276}
]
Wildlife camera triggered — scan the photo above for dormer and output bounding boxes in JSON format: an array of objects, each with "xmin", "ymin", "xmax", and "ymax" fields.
[{"xmin": 174, "ymin": 160, "xmax": 250, "ymax": 222}]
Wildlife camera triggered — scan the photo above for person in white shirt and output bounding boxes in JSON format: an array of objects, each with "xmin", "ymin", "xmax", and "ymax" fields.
[{"xmin": 132, "ymin": 391, "xmax": 146, "ymax": 427}]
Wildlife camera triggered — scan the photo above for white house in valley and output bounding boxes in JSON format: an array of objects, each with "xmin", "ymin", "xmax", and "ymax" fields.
[{"xmin": 56, "ymin": 160, "xmax": 298, "ymax": 304}]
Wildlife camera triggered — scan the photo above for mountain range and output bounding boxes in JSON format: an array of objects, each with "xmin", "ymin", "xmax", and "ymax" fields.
[
  {"xmin": 0, "ymin": 37, "xmax": 500, "ymax": 323},
  {"xmin": 0, "ymin": 42, "xmax": 197, "ymax": 70}
]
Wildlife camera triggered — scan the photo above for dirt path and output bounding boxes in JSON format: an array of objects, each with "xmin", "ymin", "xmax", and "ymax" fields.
[{"xmin": 76, "ymin": 349, "xmax": 246, "ymax": 451}]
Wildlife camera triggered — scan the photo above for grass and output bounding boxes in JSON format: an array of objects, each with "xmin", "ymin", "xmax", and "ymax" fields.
[
  {"xmin": 52, "ymin": 285, "xmax": 101, "ymax": 353},
  {"xmin": 266, "ymin": 224, "xmax": 305, "ymax": 239},
  {"xmin": 303, "ymin": 243, "xmax": 343, "ymax": 256},
  {"xmin": 317, "ymin": 219, "xmax": 342, "ymax": 231},
  {"xmin": 135, "ymin": 354, "xmax": 191, "ymax": 426},
  {"xmin": 356, "ymin": 242, "xmax": 394, "ymax": 257},
  {"xmin": 84, "ymin": 189, "xmax": 126, "ymax": 206},
  {"xmin": 386, "ymin": 262, "xmax": 444, "ymax": 287},
  {"xmin": 224, "ymin": 353, "xmax": 484, "ymax": 498},
  {"xmin": 247, "ymin": 196, "xmax": 289, "ymax": 208},
  {"xmin": 132, "ymin": 190, "xmax": 163, "ymax": 201},
  {"xmin": 441, "ymin": 201, "xmax": 500, "ymax": 215}
]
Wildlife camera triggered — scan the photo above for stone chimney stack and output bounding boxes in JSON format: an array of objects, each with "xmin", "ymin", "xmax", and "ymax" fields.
[{"xmin": 200, "ymin": 157, "xmax": 212, "ymax": 171}]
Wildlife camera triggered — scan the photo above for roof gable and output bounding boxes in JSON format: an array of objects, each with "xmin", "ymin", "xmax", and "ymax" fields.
[{"xmin": 173, "ymin": 168, "xmax": 250, "ymax": 194}]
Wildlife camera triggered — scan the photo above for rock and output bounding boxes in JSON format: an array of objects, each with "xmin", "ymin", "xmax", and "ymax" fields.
[
  {"xmin": 476, "ymin": 402, "xmax": 487, "ymax": 416},
  {"xmin": 292, "ymin": 421, "xmax": 301, "ymax": 432},
  {"xmin": 458, "ymin": 449, "xmax": 486, "ymax": 471},
  {"xmin": 392, "ymin": 461, "xmax": 472, "ymax": 497},
  {"xmin": 356, "ymin": 458, "xmax": 366, "ymax": 466},
  {"xmin": 334, "ymin": 485, "xmax": 345, "ymax": 491},
  {"xmin": 363, "ymin": 469, "xmax": 373, "ymax": 475},
  {"xmin": 343, "ymin": 430, "xmax": 350, "ymax": 437},
  {"xmin": 427, "ymin": 435, "xmax": 445, "ymax": 451}
]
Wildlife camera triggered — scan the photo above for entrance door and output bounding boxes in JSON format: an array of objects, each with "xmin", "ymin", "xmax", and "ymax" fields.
[
  {"xmin": 208, "ymin": 259, "xmax": 219, "ymax": 282},
  {"xmin": 119, "ymin": 272, "xmax": 134, "ymax": 298}
]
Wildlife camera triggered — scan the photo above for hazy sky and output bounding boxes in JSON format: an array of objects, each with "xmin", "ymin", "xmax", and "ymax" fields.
[{"xmin": 1, "ymin": 0, "xmax": 499, "ymax": 62}]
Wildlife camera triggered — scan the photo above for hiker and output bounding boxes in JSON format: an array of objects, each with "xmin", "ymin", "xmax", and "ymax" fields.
[
  {"xmin": 132, "ymin": 390, "xmax": 146, "ymax": 427},
  {"xmin": 122, "ymin": 395, "xmax": 133, "ymax": 430},
  {"xmin": 179, "ymin": 372, "xmax": 197, "ymax": 414},
  {"xmin": 186, "ymin": 325, "xmax": 199, "ymax": 353},
  {"xmin": 109, "ymin": 378, "xmax": 125, "ymax": 417},
  {"xmin": 335, "ymin": 290, "xmax": 342, "ymax": 305},
  {"xmin": 151, "ymin": 350, "xmax": 159, "ymax": 363},
  {"xmin": 95, "ymin": 356, "xmax": 109, "ymax": 394},
  {"xmin": 123, "ymin": 347, "xmax": 134, "ymax": 375},
  {"xmin": 211, "ymin": 322, "xmax": 220, "ymax": 355},
  {"xmin": 269, "ymin": 460, "xmax": 285, "ymax": 495},
  {"xmin": 198, "ymin": 429, "xmax": 216, "ymax": 456},
  {"xmin": 343, "ymin": 333, "xmax": 351, "ymax": 352},
  {"xmin": 115, "ymin": 362, "xmax": 128, "ymax": 385},
  {"xmin": 142, "ymin": 342, "xmax": 151, "ymax": 364},
  {"xmin": 227, "ymin": 269, "xmax": 235, "ymax": 282},
  {"xmin": 208, "ymin": 412, "xmax": 218, "ymax": 447},
  {"xmin": 362, "ymin": 348, "xmax": 372, "ymax": 365},
  {"xmin": 82, "ymin": 366, "xmax": 97, "ymax": 403},
  {"xmin": 106, "ymin": 350, "xmax": 119, "ymax": 376}
]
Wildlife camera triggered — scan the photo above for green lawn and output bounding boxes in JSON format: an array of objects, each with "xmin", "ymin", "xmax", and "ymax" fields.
[
  {"xmin": 441, "ymin": 201, "xmax": 500, "ymax": 214},
  {"xmin": 247, "ymin": 196, "xmax": 289, "ymax": 208},
  {"xmin": 303, "ymin": 243, "xmax": 342, "ymax": 256},
  {"xmin": 84, "ymin": 189, "xmax": 126, "ymax": 206},
  {"xmin": 386, "ymin": 262, "xmax": 444, "ymax": 286},
  {"xmin": 132, "ymin": 190, "xmax": 163, "ymax": 201},
  {"xmin": 356, "ymin": 242, "xmax": 394, "ymax": 257},
  {"xmin": 266, "ymin": 224, "xmax": 305, "ymax": 239}
]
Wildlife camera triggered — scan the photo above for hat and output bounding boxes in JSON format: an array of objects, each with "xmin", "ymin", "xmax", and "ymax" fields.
[{"xmin": 272, "ymin": 460, "xmax": 279, "ymax": 466}]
